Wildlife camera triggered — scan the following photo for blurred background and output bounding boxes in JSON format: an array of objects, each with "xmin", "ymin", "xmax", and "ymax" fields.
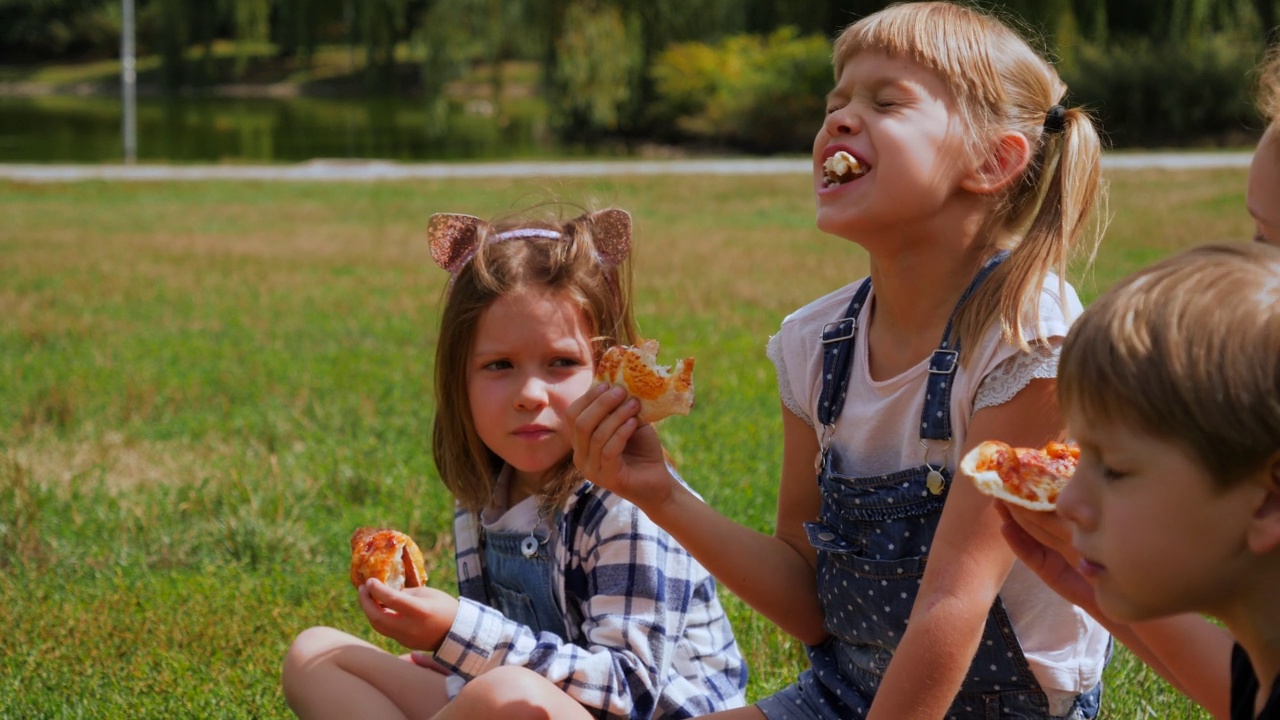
[{"xmin": 1, "ymin": 0, "xmax": 1277, "ymax": 164}]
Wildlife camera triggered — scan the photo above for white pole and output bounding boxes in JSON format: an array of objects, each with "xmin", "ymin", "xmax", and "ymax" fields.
[{"xmin": 121, "ymin": 0, "xmax": 137, "ymax": 164}]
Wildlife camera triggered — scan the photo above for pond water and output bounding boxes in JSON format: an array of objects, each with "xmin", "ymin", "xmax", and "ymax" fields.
[{"xmin": 0, "ymin": 94, "xmax": 613, "ymax": 164}]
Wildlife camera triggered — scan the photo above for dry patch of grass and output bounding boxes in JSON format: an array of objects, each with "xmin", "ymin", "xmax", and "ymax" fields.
[{"xmin": 7, "ymin": 433, "xmax": 224, "ymax": 492}]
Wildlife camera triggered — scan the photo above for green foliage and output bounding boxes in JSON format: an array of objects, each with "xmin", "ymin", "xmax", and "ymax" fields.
[
  {"xmin": 4, "ymin": 1, "xmax": 1277, "ymax": 149},
  {"xmin": 1063, "ymin": 33, "xmax": 1266, "ymax": 147},
  {"xmin": 0, "ymin": 0, "xmax": 120, "ymax": 60},
  {"xmin": 649, "ymin": 27, "xmax": 830, "ymax": 151},
  {"xmin": 552, "ymin": 1, "xmax": 643, "ymax": 135}
]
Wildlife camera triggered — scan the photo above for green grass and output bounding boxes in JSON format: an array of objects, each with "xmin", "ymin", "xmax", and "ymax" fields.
[{"xmin": 0, "ymin": 170, "xmax": 1251, "ymax": 718}]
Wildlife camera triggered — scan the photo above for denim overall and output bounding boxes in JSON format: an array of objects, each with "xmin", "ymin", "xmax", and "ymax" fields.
[
  {"xmin": 481, "ymin": 522, "xmax": 569, "ymax": 640},
  {"xmin": 760, "ymin": 255, "xmax": 1101, "ymax": 720}
]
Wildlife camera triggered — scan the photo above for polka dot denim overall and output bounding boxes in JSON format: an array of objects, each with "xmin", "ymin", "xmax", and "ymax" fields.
[{"xmin": 759, "ymin": 254, "xmax": 1100, "ymax": 720}]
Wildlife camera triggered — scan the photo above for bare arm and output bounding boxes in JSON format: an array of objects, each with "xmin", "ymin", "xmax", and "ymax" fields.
[
  {"xmin": 569, "ymin": 384, "xmax": 827, "ymax": 643},
  {"xmin": 867, "ymin": 378, "xmax": 1059, "ymax": 719}
]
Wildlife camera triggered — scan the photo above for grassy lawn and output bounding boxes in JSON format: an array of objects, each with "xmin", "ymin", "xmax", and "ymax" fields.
[{"xmin": 0, "ymin": 169, "xmax": 1251, "ymax": 718}]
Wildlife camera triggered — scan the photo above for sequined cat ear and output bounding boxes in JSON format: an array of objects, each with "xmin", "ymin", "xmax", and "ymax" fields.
[
  {"xmin": 584, "ymin": 208, "xmax": 631, "ymax": 267},
  {"xmin": 428, "ymin": 213, "xmax": 484, "ymax": 273}
]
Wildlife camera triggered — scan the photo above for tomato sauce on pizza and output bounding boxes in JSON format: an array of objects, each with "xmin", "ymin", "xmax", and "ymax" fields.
[{"xmin": 961, "ymin": 440, "xmax": 1080, "ymax": 511}]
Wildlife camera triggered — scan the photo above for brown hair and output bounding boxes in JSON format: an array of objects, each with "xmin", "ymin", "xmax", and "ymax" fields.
[
  {"xmin": 432, "ymin": 207, "xmax": 639, "ymax": 512},
  {"xmin": 833, "ymin": 1, "xmax": 1107, "ymax": 357},
  {"xmin": 1059, "ymin": 243, "xmax": 1280, "ymax": 487}
]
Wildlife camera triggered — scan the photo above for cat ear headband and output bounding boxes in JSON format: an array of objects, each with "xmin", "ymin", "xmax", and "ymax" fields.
[{"xmin": 427, "ymin": 208, "xmax": 632, "ymax": 275}]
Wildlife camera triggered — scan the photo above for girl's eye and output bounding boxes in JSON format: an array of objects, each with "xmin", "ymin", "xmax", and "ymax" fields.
[
  {"xmin": 1099, "ymin": 463, "xmax": 1126, "ymax": 482},
  {"xmin": 482, "ymin": 359, "xmax": 512, "ymax": 371},
  {"xmin": 551, "ymin": 357, "xmax": 583, "ymax": 368}
]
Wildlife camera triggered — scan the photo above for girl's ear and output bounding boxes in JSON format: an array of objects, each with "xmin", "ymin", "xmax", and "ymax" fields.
[
  {"xmin": 1247, "ymin": 453, "xmax": 1280, "ymax": 555},
  {"xmin": 961, "ymin": 131, "xmax": 1032, "ymax": 195}
]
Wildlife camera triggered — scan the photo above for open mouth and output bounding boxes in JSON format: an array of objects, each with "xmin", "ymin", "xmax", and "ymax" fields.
[{"xmin": 822, "ymin": 150, "xmax": 870, "ymax": 187}]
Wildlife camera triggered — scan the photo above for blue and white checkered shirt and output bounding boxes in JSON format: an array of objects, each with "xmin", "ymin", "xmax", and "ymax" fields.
[{"xmin": 433, "ymin": 476, "xmax": 747, "ymax": 720}]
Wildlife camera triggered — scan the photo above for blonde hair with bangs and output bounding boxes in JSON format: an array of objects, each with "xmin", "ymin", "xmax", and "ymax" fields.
[
  {"xmin": 432, "ymin": 207, "xmax": 638, "ymax": 513},
  {"xmin": 834, "ymin": 1, "xmax": 1106, "ymax": 357},
  {"xmin": 1059, "ymin": 243, "xmax": 1280, "ymax": 487}
]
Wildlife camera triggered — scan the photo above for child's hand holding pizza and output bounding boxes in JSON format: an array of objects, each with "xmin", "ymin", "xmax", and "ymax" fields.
[
  {"xmin": 969, "ymin": 441, "xmax": 1100, "ymax": 614},
  {"xmin": 997, "ymin": 502, "xmax": 1099, "ymax": 615},
  {"xmin": 357, "ymin": 579, "xmax": 459, "ymax": 653},
  {"xmin": 569, "ymin": 338, "xmax": 694, "ymax": 511},
  {"xmin": 348, "ymin": 527, "xmax": 456, "ymax": 652}
]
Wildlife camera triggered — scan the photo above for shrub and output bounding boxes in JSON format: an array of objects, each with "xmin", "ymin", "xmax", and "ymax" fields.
[
  {"xmin": 650, "ymin": 27, "xmax": 831, "ymax": 153},
  {"xmin": 1062, "ymin": 34, "xmax": 1266, "ymax": 148}
]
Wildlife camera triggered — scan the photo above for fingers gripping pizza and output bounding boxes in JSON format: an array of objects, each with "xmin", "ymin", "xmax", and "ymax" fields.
[
  {"xmin": 961, "ymin": 440, "xmax": 1080, "ymax": 511},
  {"xmin": 595, "ymin": 339, "xmax": 694, "ymax": 424},
  {"xmin": 349, "ymin": 528, "xmax": 428, "ymax": 591}
]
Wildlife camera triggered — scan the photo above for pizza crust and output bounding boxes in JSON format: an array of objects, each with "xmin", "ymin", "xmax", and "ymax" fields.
[
  {"xmin": 595, "ymin": 339, "xmax": 694, "ymax": 424},
  {"xmin": 961, "ymin": 440, "xmax": 1076, "ymax": 512},
  {"xmin": 349, "ymin": 527, "xmax": 428, "ymax": 590}
]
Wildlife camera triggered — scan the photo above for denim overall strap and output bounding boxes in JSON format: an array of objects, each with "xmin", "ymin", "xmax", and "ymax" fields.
[
  {"xmin": 482, "ymin": 525, "xmax": 568, "ymax": 641},
  {"xmin": 817, "ymin": 278, "xmax": 873, "ymax": 427},
  {"xmin": 815, "ymin": 278, "xmax": 872, "ymax": 474},
  {"xmin": 919, "ymin": 250, "xmax": 1009, "ymax": 442}
]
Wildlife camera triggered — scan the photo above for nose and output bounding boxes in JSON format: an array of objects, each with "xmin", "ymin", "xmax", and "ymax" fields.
[
  {"xmin": 1055, "ymin": 470, "xmax": 1093, "ymax": 531},
  {"xmin": 514, "ymin": 373, "xmax": 549, "ymax": 411},
  {"xmin": 823, "ymin": 106, "xmax": 860, "ymax": 138}
]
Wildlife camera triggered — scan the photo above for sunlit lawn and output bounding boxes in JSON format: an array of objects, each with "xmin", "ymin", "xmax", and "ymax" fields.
[{"xmin": 0, "ymin": 169, "xmax": 1251, "ymax": 717}]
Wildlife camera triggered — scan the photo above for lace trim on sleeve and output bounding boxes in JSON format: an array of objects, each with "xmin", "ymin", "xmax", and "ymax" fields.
[
  {"xmin": 766, "ymin": 333, "xmax": 813, "ymax": 428},
  {"xmin": 974, "ymin": 342, "xmax": 1061, "ymax": 412}
]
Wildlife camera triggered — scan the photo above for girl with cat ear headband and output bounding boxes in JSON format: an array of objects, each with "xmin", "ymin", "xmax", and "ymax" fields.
[
  {"xmin": 427, "ymin": 207, "xmax": 632, "ymax": 278},
  {"xmin": 282, "ymin": 205, "xmax": 747, "ymax": 720}
]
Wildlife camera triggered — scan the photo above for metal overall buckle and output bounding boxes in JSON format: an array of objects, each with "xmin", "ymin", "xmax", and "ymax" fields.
[
  {"xmin": 920, "ymin": 438, "xmax": 952, "ymax": 495},
  {"xmin": 815, "ymin": 425, "xmax": 835, "ymax": 474}
]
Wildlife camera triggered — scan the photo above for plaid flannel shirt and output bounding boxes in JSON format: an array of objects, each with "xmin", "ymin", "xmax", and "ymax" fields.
[{"xmin": 433, "ymin": 477, "xmax": 747, "ymax": 720}]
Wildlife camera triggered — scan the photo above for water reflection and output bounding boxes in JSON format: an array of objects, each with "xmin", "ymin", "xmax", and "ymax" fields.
[{"xmin": 0, "ymin": 94, "xmax": 591, "ymax": 164}]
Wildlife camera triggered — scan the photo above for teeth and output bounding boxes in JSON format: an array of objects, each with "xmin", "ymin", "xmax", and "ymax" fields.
[{"xmin": 823, "ymin": 150, "xmax": 865, "ymax": 186}]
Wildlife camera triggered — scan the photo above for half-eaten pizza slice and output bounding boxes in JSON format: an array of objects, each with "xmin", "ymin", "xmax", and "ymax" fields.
[{"xmin": 961, "ymin": 439, "xmax": 1080, "ymax": 511}]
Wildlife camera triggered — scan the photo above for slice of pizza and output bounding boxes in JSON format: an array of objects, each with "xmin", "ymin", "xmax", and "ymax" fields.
[
  {"xmin": 595, "ymin": 339, "xmax": 694, "ymax": 424},
  {"xmin": 349, "ymin": 527, "xmax": 428, "ymax": 591},
  {"xmin": 961, "ymin": 439, "xmax": 1080, "ymax": 511}
]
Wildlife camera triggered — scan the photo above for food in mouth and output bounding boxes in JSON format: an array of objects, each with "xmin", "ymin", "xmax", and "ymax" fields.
[{"xmin": 823, "ymin": 150, "xmax": 867, "ymax": 186}]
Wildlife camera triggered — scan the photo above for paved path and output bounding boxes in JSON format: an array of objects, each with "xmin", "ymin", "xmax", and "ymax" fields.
[{"xmin": 0, "ymin": 152, "xmax": 1254, "ymax": 182}]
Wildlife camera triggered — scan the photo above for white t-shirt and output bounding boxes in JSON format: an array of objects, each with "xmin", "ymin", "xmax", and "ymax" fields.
[{"xmin": 766, "ymin": 274, "xmax": 1109, "ymax": 715}]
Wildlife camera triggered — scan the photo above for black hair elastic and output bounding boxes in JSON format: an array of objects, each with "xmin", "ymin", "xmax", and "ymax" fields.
[{"xmin": 1044, "ymin": 104, "xmax": 1067, "ymax": 135}]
